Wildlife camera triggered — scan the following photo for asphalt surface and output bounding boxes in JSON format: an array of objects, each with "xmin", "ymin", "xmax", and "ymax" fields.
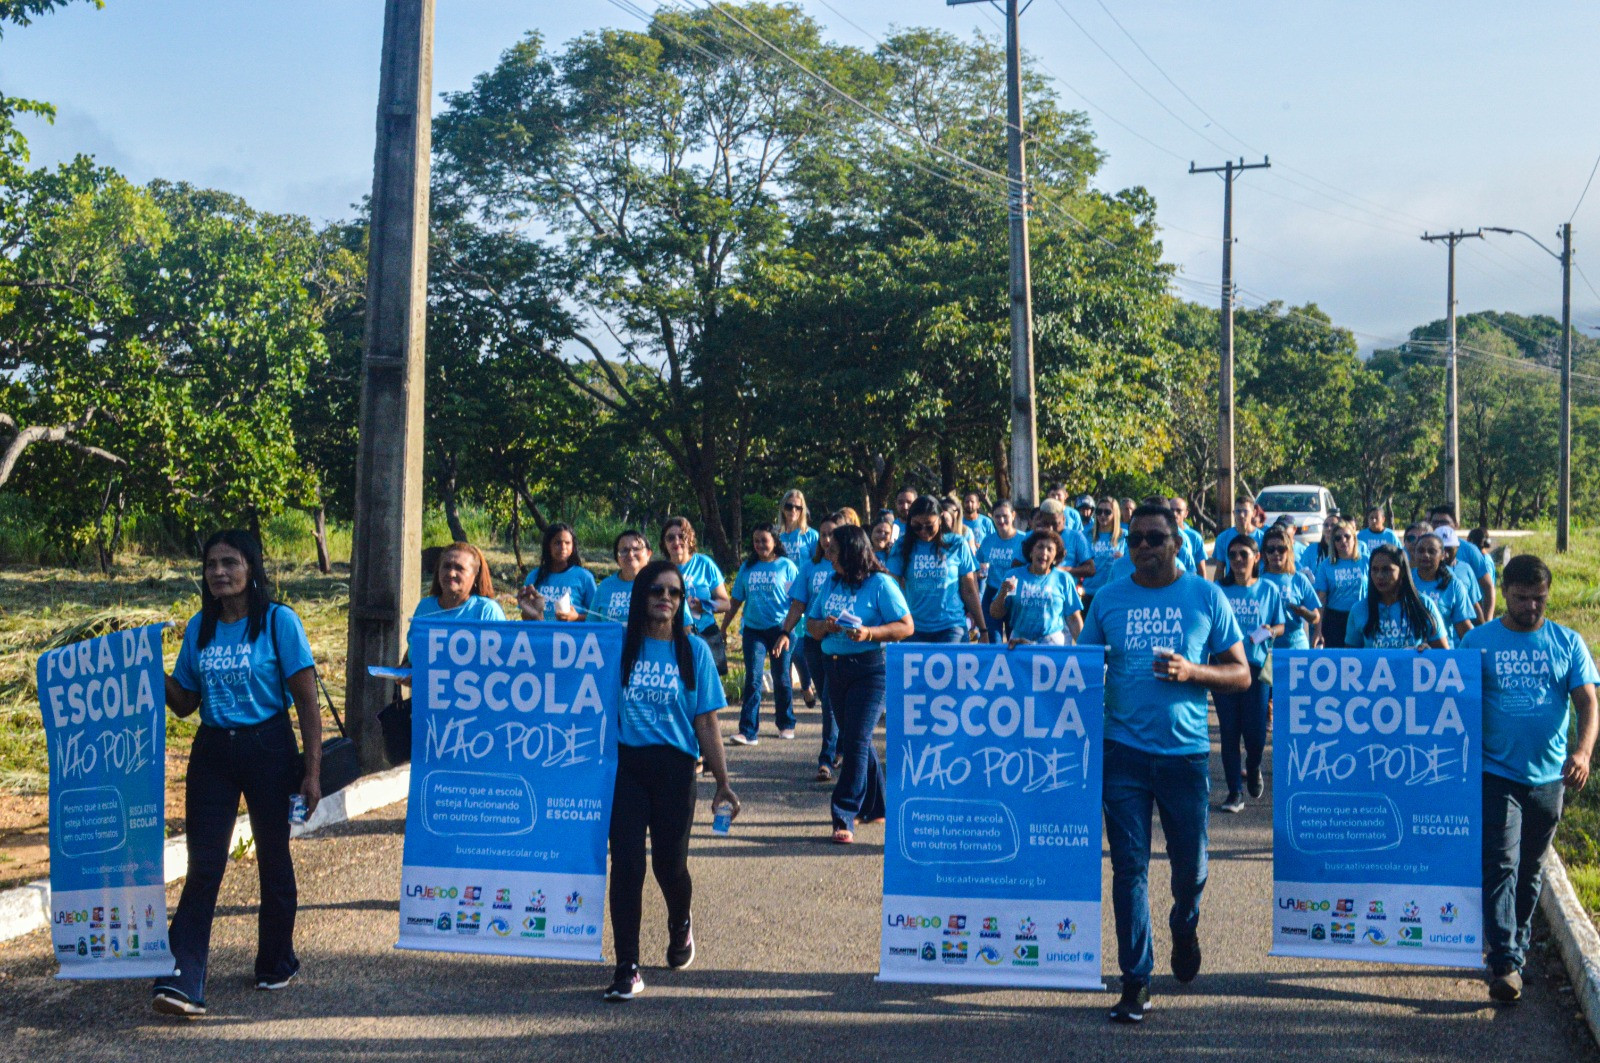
[{"xmin": 2, "ymin": 702, "xmax": 1596, "ymax": 1063}]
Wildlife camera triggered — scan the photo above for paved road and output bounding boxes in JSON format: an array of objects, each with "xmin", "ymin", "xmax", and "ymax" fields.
[{"xmin": 2, "ymin": 704, "xmax": 1595, "ymax": 1063}]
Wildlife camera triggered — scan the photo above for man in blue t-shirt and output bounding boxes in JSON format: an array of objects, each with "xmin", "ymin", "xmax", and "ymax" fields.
[
  {"xmin": 1078, "ymin": 504, "xmax": 1250, "ymax": 1024},
  {"xmin": 1461, "ymin": 554, "xmax": 1598, "ymax": 1004},
  {"xmin": 1429, "ymin": 504, "xmax": 1497, "ymax": 622}
]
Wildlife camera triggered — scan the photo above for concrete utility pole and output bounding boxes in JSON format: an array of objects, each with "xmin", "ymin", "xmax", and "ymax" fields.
[
  {"xmin": 1190, "ymin": 157, "xmax": 1269, "ymax": 529},
  {"xmin": 1421, "ymin": 229, "xmax": 1482, "ymax": 521},
  {"xmin": 948, "ymin": 0, "xmax": 1036, "ymax": 507},
  {"xmin": 1485, "ymin": 223, "xmax": 1574, "ymax": 551},
  {"xmin": 345, "ymin": 0, "xmax": 436, "ymax": 770}
]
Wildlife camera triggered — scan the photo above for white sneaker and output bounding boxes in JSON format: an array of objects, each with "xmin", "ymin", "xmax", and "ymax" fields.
[
  {"xmin": 730, "ymin": 733, "xmax": 758, "ymax": 746},
  {"xmin": 778, "ymin": 729, "xmax": 796, "ymax": 740}
]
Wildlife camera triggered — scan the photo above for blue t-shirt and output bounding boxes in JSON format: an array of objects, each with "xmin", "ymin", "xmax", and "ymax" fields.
[
  {"xmin": 1314, "ymin": 558, "xmax": 1369, "ymax": 612},
  {"xmin": 593, "ymin": 574, "xmax": 636, "ymax": 624},
  {"xmin": 887, "ymin": 535, "xmax": 978, "ymax": 633},
  {"xmin": 1078, "ymin": 575, "xmax": 1245, "ymax": 756},
  {"xmin": 1357, "ymin": 527, "xmax": 1401, "ymax": 552},
  {"xmin": 1261, "ymin": 570, "xmax": 1319, "ymax": 649},
  {"xmin": 1220, "ymin": 580, "xmax": 1287, "ymax": 667},
  {"xmin": 619, "ymin": 636, "xmax": 725, "ymax": 757},
  {"xmin": 1181, "ymin": 525, "xmax": 1206, "ymax": 571},
  {"xmin": 1060, "ymin": 529, "xmax": 1093, "ymax": 573},
  {"xmin": 1003, "ymin": 567, "xmax": 1083, "ymax": 642},
  {"xmin": 964, "ymin": 514, "xmax": 998, "ymax": 546},
  {"xmin": 1082, "ymin": 531, "xmax": 1127, "ymax": 596},
  {"xmin": 1413, "ymin": 572, "xmax": 1476, "ymax": 647},
  {"xmin": 977, "ymin": 530, "xmax": 1027, "ymax": 592},
  {"xmin": 1062, "ymin": 507, "xmax": 1084, "ymax": 535},
  {"xmin": 805, "ymin": 572, "xmax": 911, "ymax": 656},
  {"xmin": 1454, "ymin": 540, "xmax": 1497, "ymax": 588},
  {"xmin": 1463, "ymin": 619, "xmax": 1600, "ymax": 785},
  {"xmin": 1211, "ymin": 527, "xmax": 1264, "ymax": 576},
  {"xmin": 677, "ymin": 553, "xmax": 726, "ymax": 632},
  {"xmin": 412, "ymin": 595, "xmax": 508, "ymax": 623},
  {"xmin": 173, "ymin": 606, "xmax": 316, "ymax": 729},
  {"xmin": 778, "ymin": 526, "xmax": 818, "ymax": 565},
  {"xmin": 1344, "ymin": 595, "xmax": 1446, "ymax": 648},
  {"xmin": 788, "ymin": 558, "xmax": 836, "ymax": 640},
  {"xmin": 522, "ymin": 565, "xmax": 597, "ymax": 620},
  {"xmin": 731, "ymin": 557, "xmax": 799, "ymax": 632}
]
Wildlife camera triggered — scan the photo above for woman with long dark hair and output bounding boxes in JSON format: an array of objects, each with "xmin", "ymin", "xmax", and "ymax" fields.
[
  {"xmin": 722, "ymin": 523, "xmax": 799, "ymax": 744},
  {"xmin": 520, "ymin": 522, "xmax": 596, "ymax": 622},
  {"xmin": 780, "ymin": 514, "xmax": 843, "ymax": 781},
  {"xmin": 593, "ymin": 530, "xmax": 652, "ymax": 624},
  {"xmin": 806, "ymin": 526, "xmax": 913, "ymax": 844},
  {"xmin": 1407, "ymin": 531, "xmax": 1476, "ymax": 646},
  {"xmin": 152, "ymin": 531, "xmax": 322, "ymax": 1018},
  {"xmin": 1345, "ymin": 545, "xmax": 1448, "ymax": 649},
  {"xmin": 605, "ymin": 559, "xmax": 739, "ymax": 1001},
  {"xmin": 888, "ymin": 496, "xmax": 984, "ymax": 643},
  {"xmin": 1215, "ymin": 535, "xmax": 1286, "ymax": 813}
]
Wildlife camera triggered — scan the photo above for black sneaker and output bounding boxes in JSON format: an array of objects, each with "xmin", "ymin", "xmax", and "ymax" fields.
[
  {"xmin": 1109, "ymin": 982, "xmax": 1149, "ymax": 1023},
  {"xmin": 603, "ymin": 963, "xmax": 644, "ymax": 1001},
  {"xmin": 255, "ymin": 959, "xmax": 300, "ymax": 990},
  {"xmin": 1489, "ymin": 964, "xmax": 1523, "ymax": 1003},
  {"xmin": 152, "ymin": 988, "xmax": 206, "ymax": 1017},
  {"xmin": 1220, "ymin": 791, "xmax": 1245, "ymax": 813},
  {"xmin": 1171, "ymin": 930, "xmax": 1202, "ymax": 983},
  {"xmin": 666, "ymin": 918, "xmax": 695, "ymax": 970},
  {"xmin": 1246, "ymin": 766, "xmax": 1264, "ymax": 799}
]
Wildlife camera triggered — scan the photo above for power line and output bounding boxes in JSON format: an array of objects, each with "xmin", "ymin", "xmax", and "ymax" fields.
[{"xmin": 1571, "ymin": 146, "xmax": 1600, "ymax": 223}]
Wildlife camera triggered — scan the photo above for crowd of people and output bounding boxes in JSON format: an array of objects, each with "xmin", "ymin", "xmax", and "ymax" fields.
[{"xmin": 147, "ymin": 486, "xmax": 1597, "ymax": 1024}]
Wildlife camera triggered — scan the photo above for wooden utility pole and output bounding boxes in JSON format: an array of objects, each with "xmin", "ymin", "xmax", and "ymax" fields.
[
  {"xmin": 1421, "ymin": 229, "xmax": 1482, "ymax": 520},
  {"xmin": 1190, "ymin": 157, "xmax": 1269, "ymax": 528},
  {"xmin": 345, "ymin": 0, "xmax": 435, "ymax": 770}
]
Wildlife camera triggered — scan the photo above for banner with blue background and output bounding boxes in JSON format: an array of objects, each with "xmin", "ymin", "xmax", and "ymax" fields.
[
  {"xmin": 38, "ymin": 623, "xmax": 173, "ymax": 979},
  {"xmin": 398, "ymin": 621, "xmax": 623, "ymax": 960},
  {"xmin": 880, "ymin": 643, "xmax": 1104, "ymax": 989},
  {"xmin": 1272, "ymin": 649, "xmax": 1482, "ymax": 967}
]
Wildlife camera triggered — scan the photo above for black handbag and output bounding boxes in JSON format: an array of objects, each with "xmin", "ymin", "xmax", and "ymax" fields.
[
  {"xmin": 270, "ymin": 605, "xmax": 362, "ymax": 797},
  {"xmin": 697, "ymin": 626, "xmax": 730, "ymax": 677},
  {"xmin": 378, "ymin": 690, "xmax": 412, "ymax": 766}
]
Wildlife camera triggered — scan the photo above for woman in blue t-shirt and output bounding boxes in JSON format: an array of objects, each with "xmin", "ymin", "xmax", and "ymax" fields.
[
  {"xmin": 659, "ymin": 516, "xmax": 730, "ymax": 671},
  {"xmin": 722, "ymin": 523, "xmax": 800, "ymax": 744},
  {"xmin": 989, "ymin": 529, "xmax": 1084, "ymax": 645},
  {"xmin": 593, "ymin": 530, "xmax": 652, "ymax": 624},
  {"xmin": 1358, "ymin": 506, "xmax": 1401, "ymax": 553},
  {"xmin": 1313, "ymin": 519, "xmax": 1367, "ymax": 648},
  {"xmin": 806, "ymin": 526, "xmax": 914, "ymax": 844},
  {"xmin": 976, "ymin": 501, "xmax": 1026, "ymax": 643},
  {"xmin": 519, "ymin": 522, "xmax": 596, "ymax": 622},
  {"xmin": 1346, "ymin": 546, "xmax": 1449, "ymax": 650},
  {"xmin": 1081, "ymin": 497, "xmax": 1126, "ymax": 605},
  {"xmin": 1260, "ymin": 526, "xmax": 1321, "ymax": 649},
  {"xmin": 781, "ymin": 514, "xmax": 843, "ymax": 780},
  {"xmin": 417, "ymin": 542, "xmax": 508, "ymax": 623},
  {"xmin": 869, "ymin": 516, "xmax": 896, "ymax": 568},
  {"xmin": 605, "ymin": 559, "xmax": 739, "ymax": 1002},
  {"xmin": 1216, "ymin": 535, "xmax": 1287, "ymax": 813},
  {"xmin": 776, "ymin": 489, "xmax": 820, "ymax": 707},
  {"xmin": 1410, "ymin": 531, "xmax": 1477, "ymax": 647},
  {"xmin": 888, "ymin": 496, "xmax": 984, "ymax": 643},
  {"xmin": 153, "ymin": 531, "xmax": 321, "ymax": 1018}
]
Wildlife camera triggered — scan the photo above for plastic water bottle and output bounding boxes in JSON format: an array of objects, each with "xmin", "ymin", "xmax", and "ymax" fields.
[
  {"xmin": 712, "ymin": 801, "xmax": 733, "ymax": 835},
  {"xmin": 288, "ymin": 794, "xmax": 308, "ymax": 826}
]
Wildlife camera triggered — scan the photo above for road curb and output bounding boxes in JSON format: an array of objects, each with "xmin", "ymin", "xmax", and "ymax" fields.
[
  {"xmin": 0, "ymin": 765, "xmax": 411, "ymax": 945},
  {"xmin": 1540, "ymin": 847, "xmax": 1600, "ymax": 1046}
]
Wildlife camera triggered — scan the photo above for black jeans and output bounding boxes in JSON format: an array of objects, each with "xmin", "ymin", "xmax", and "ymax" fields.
[
  {"xmin": 1482, "ymin": 771, "xmax": 1564, "ymax": 971},
  {"xmin": 157, "ymin": 716, "xmax": 301, "ymax": 1003},
  {"xmin": 609, "ymin": 744, "xmax": 698, "ymax": 967}
]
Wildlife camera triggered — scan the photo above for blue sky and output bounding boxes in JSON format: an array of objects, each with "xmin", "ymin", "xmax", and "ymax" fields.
[{"xmin": 8, "ymin": 0, "xmax": 1600, "ymax": 349}]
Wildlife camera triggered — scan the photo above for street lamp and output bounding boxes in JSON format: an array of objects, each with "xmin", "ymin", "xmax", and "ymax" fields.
[{"xmin": 1482, "ymin": 225, "xmax": 1574, "ymax": 553}]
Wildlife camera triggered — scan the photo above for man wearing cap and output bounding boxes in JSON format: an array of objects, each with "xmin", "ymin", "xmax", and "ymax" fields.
[{"xmin": 1429, "ymin": 504, "xmax": 1496, "ymax": 622}]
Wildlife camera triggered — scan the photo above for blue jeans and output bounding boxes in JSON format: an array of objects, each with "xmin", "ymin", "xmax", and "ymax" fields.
[
  {"xmin": 980, "ymin": 586, "xmax": 1006, "ymax": 643},
  {"xmin": 1102, "ymin": 739, "xmax": 1210, "ymax": 988},
  {"xmin": 825, "ymin": 649, "xmax": 887, "ymax": 831},
  {"xmin": 1213, "ymin": 665, "xmax": 1268, "ymax": 794},
  {"xmin": 1482, "ymin": 772, "xmax": 1564, "ymax": 971},
  {"xmin": 803, "ymin": 637, "xmax": 837, "ymax": 766},
  {"xmin": 739, "ymin": 626, "xmax": 794, "ymax": 738},
  {"xmin": 911, "ymin": 626, "xmax": 966, "ymax": 644},
  {"xmin": 795, "ymin": 639, "xmax": 814, "ymax": 693},
  {"xmin": 156, "ymin": 716, "xmax": 301, "ymax": 1004}
]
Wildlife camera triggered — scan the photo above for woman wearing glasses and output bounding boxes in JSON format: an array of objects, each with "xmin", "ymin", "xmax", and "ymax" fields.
[
  {"xmin": 659, "ymin": 517, "xmax": 730, "ymax": 665},
  {"xmin": 1313, "ymin": 519, "xmax": 1367, "ymax": 649},
  {"xmin": 887, "ymin": 496, "xmax": 985, "ymax": 643},
  {"xmin": 777, "ymin": 490, "xmax": 820, "ymax": 707},
  {"xmin": 593, "ymin": 531, "xmax": 652, "ymax": 624},
  {"xmin": 1344, "ymin": 545, "xmax": 1448, "ymax": 650},
  {"xmin": 806, "ymin": 525, "xmax": 913, "ymax": 843},
  {"xmin": 605, "ymin": 559, "xmax": 739, "ymax": 1002},
  {"xmin": 1216, "ymin": 535, "xmax": 1286, "ymax": 813},
  {"xmin": 1080, "ymin": 497, "xmax": 1126, "ymax": 609},
  {"xmin": 1259, "ymin": 527, "xmax": 1321, "ymax": 650}
]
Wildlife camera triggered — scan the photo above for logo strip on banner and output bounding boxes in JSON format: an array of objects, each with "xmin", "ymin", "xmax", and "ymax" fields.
[
  {"xmin": 397, "ymin": 622, "xmax": 623, "ymax": 962},
  {"xmin": 1271, "ymin": 650, "xmax": 1483, "ymax": 969},
  {"xmin": 37, "ymin": 623, "xmax": 175, "ymax": 979},
  {"xmin": 879, "ymin": 644, "xmax": 1105, "ymax": 990}
]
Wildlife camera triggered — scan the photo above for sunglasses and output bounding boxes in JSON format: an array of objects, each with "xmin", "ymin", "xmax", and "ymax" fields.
[
  {"xmin": 1095, "ymin": 508, "xmax": 1113, "ymax": 516},
  {"xmin": 911, "ymin": 521, "xmax": 940, "ymax": 534},
  {"xmin": 1264, "ymin": 545, "xmax": 1288, "ymax": 555},
  {"xmin": 783, "ymin": 503, "xmax": 803, "ymax": 511},
  {"xmin": 1126, "ymin": 531, "xmax": 1170, "ymax": 548},
  {"xmin": 647, "ymin": 583, "xmax": 684, "ymax": 600}
]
